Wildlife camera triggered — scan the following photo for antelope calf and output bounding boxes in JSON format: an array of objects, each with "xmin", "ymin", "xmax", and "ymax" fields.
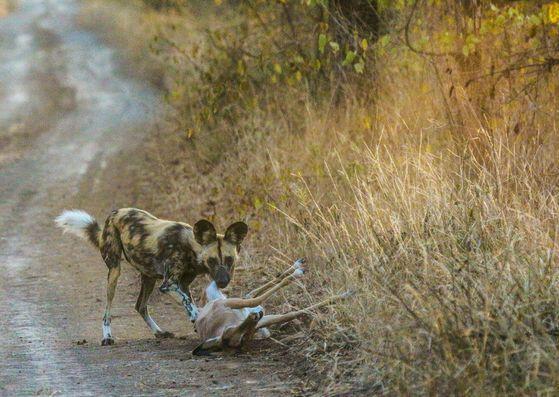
[{"xmin": 191, "ymin": 259, "xmax": 350, "ymax": 355}]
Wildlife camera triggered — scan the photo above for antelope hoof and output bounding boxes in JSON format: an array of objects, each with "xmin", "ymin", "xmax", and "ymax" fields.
[
  {"xmin": 255, "ymin": 327, "xmax": 271, "ymax": 339},
  {"xmin": 294, "ymin": 258, "xmax": 306, "ymax": 268},
  {"xmin": 101, "ymin": 337, "xmax": 115, "ymax": 346},
  {"xmin": 155, "ymin": 331, "xmax": 175, "ymax": 339}
]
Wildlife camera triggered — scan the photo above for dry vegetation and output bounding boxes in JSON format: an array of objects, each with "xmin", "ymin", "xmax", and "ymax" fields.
[{"xmin": 82, "ymin": 0, "xmax": 559, "ymax": 394}]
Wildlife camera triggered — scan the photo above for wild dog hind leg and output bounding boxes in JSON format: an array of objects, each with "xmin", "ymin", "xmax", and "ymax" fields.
[
  {"xmin": 99, "ymin": 212, "xmax": 124, "ymax": 346},
  {"xmin": 102, "ymin": 266, "xmax": 121, "ymax": 346}
]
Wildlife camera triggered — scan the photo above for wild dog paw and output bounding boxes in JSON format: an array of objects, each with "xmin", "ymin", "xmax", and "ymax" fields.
[
  {"xmin": 101, "ymin": 337, "xmax": 115, "ymax": 346},
  {"xmin": 155, "ymin": 331, "xmax": 175, "ymax": 339}
]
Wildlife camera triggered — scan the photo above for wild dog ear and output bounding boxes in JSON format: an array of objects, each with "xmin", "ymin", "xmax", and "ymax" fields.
[
  {"xmin": 224, "ymin": 221, "xmax": 248, "ymax": 245},
  {"xmin": 193, "ymin": 220, "xmax": 217, "ymax": 246}
]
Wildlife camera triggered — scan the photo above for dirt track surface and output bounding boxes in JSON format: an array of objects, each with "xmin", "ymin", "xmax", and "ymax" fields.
[{"xmin": 0, "ymin": 1, "xmax": 303, "ymax": 395}]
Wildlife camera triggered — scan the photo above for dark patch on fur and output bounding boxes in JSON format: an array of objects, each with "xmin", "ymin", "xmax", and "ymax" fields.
[
  {"xmin": 96, "ymin": 209, "xmax": 208, "ymax": 284},
  {"xmin": 217, "ymin": 238, "xmax": 223, "ymax": 263},
  {"xmin": 224, "ymin": 256, "xmax": 233, "ymax": 267},
  {"xmin": 86, "ymin": 221, "xmax": 100, "ymax": 248},
  {"xmin": 100, "ymin": 213, "xmax": 123, "ymax": 269}
]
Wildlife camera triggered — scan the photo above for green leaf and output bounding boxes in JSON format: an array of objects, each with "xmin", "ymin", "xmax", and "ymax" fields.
[
  {"xmin": 466, "ymin": 34, "xmax": 480, "ymax": 45},
  {"xmin": 354, "ymin": 59, "xmax": 365, "ymax": 74},
  {"xmin": 342, "ymin": 50, "xmax": 356, "ymax": 66},
  {"xmin": 318, "ymin": 34, "xmax": 327, "ymax": 54},
  {"xmin": 313, "ymin": 59, "xmax": 321, "ymax": 70},
  {"xmin": 253, "ymin": 197, "xmax": 263, "ymax": 210},
  {"xmin": 379, "ymin": 34, "xmax": 390, "ymax": 47},
  {"xmin": 361, "ymin": 38, "xmax": 368, "ymax": 51},
  {"xmin": 528, "ymin": 14, "xmax": 541, "ymax": 26},
  {"xmin": 329, "ymin": 41, "xmax": 340, "ymax": 53}
]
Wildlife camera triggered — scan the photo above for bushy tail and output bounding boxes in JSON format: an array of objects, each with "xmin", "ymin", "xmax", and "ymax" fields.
[{"xmin": 55, "ymin": 209, "xmax": 101, "ymax": 248}]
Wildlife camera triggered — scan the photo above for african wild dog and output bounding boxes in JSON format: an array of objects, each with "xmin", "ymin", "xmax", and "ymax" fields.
[{"xmin": 55, "ymin": 208, "xmax": 248, "ymax": 346}]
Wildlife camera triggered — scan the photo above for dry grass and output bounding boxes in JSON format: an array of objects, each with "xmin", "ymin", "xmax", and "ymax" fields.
[{"xmin": 83, "ymin": 1, "xmax": 559, "ymax": 394}]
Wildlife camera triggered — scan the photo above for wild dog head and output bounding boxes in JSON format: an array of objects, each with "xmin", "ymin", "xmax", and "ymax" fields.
[{"xmin": 193, "ymin": 220, "xmax": 248, "ymax": 288}]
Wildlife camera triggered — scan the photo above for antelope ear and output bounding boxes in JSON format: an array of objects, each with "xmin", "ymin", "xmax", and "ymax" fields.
[
  {"xmin": 193, "ymin": 220, "xmax": 217, "ymax": 246},
  {"xmin": 224, "ymin": 221, "xmax": 248, "ymax": 245}
]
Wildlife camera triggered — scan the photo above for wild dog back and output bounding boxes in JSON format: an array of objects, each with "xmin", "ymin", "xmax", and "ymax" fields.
[{"xmin": 110, "ymin": 208, "xmax": 201, "ymax": 279}]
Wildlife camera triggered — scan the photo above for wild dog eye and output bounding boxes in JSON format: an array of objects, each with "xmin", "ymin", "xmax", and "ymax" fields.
[
  {"xmin": 208, "ymin": 258, "xmax": 219, "ymax": 267},
  {"xmin": 224, "ymin": 256, "xmax": 234, "ymax": 267}
]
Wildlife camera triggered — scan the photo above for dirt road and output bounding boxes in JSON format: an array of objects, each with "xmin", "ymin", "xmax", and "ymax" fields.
[{"xmin": 0, "ymin": 1, "xmax": 303, "ymax": 395}]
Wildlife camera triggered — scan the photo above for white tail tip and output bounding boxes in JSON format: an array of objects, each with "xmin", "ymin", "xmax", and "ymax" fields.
[{"xmin": 54, "ymin": 209, "xmax": 95, "ymax": 239}]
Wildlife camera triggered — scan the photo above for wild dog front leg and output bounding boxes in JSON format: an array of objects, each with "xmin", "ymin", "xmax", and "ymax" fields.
[
  {"xmin": 159, "ymin": 260, "xmax": 199, "ymax": 324},
  {"xmin": 160, "ymin": 284, "xmax": 199, "ymax": 323}
]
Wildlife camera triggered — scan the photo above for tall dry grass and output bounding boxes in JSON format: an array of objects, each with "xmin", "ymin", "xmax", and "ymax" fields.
[
  {"xmin": 278, "ymin": 127, "xmax": 559, "ymax": 393},
  {"xmin": 83, "ymin": 1, "xmax": 559, "ymax": 394}
]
